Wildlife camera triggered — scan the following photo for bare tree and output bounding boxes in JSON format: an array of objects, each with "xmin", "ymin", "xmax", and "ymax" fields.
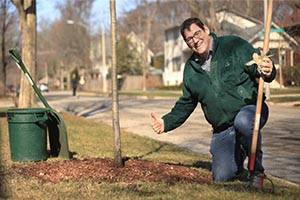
[
  {"xmin": 140, "ymin": 0, "xmax": 159, "ymax": 91},
  {"xmin": 110, "ymin": 0, "xmax": 299, "ymax": 67},
  {"xmin": 187, "ymin": 0, "xmax": 209, "ymax": 25},
  {"xmin": 0, "ymin": 0, "xmax": 9, "ymax": 97},
  {"xmin": 37, "ymin": 0, "xmax": 93, "ymax": 90},
  {"xmin": 11, "ymin": 0, "xmax": 37, "ymax": 107},
  {"xmin": 208, "ymin": 0, "xmax": 218, "ymax": 33},
  {"xmin": 0, "ymin": 0, "xmax": 19, "ymax": 97},
  {"xmin": 110, "ymin": 0, "xmax": 123, "ymax": 168}
]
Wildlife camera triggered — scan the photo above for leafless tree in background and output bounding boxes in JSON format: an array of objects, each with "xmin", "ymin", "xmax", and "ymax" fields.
[
  {"xmin": 116, "ymin": 0, "xmax": 298, "ymax": 56},
  {"xmin": 11, "ymin": 0, "xmax": 37, "ymax": 107},
  {"xmin": 37, "ymin": 0, "xmax": 94, "ymax": 90},
  {"xmin": 208, "ymin": 0, "xmax": 218, "ymax": 33},
  {"xmin": 187, "ymin": 0, "xmax": 209, "ymax": 25},
  {"xmin": 0, "ymin": 1, "xmax": 19, "ymax": 96},
  {"xmin": 4, "ymin": 0, "xmax": 298, "ymax": 92},
  {"xmin": 140, "ymin": 0, "xmax": 159, "ymax": 91},
  {"xmin": 0, "ymin": 0, "xmax": 14, "ymax": 97},
  {"xmin": 0, "ymin": 0, "xmax": 9, "ymax": 97}
]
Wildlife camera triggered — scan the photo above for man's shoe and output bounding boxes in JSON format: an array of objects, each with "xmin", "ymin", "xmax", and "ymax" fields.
[
  {"xmin": 235, "ymin": 168, "xmax": 249, "ymax": 182},
  {"xmin": 246, "ymin": 173, "xmax": 274, "ymax": 193}
]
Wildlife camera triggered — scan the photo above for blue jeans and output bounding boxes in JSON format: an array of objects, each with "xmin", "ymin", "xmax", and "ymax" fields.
[{"xmin": 210, "ymin": 103, "xmax": 269, "ymax": 181}]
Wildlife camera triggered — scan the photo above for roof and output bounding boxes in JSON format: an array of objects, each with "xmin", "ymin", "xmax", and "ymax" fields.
[{"xmin": 216, "ymin": 9, "xmax": 299, "ymax": 47}]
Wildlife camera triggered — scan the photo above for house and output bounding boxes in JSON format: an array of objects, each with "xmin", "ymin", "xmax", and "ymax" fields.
[
  {"xmin": 127, "ymin": 31, "xmax": 154, "ymax": 66},
  {"xmin": 163, "ymin": 9, "xmax": 300, "ymax": 87},
  {"xmin": 163, "ymin": 25, "xmax": 191, "ymax": 86},
  {"xmin": 87, "ymin": 31, "xmax": 156, "ymax": 91}
]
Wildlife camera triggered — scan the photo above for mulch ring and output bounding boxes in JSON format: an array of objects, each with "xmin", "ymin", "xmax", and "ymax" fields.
[{"xmin": 12, "ymin": 157, "xmax": 212, "ymax": 184}]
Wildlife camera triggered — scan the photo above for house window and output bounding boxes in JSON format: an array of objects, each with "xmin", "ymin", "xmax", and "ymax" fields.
[
  {"xmin": 172, "ymin": 57, "xmax": 181, "ymax": 72},
  {"xmin": 165, "ymin": 33, "xmax": 170, "ymax": 42},
  {"xmin": 165, "ymin": 60, "xmax": 169, "ymax": 71},
  {"xmin": 165, "ymin": 30, "xmax": 179, "ymax": 42},
  {"xmin": 281, "ymin": 54, "xmax": 286, "ymax": 67},
  {"xmin": 173, "ymin": 31, "xmax": 179, "ymax": 40}
]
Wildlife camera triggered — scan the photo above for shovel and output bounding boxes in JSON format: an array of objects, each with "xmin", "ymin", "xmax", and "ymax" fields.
[
  {"xmin": 9, "ymin": 48, "xmax": 70, "ymax": 159},
  {"xmin": 248, "ymin": 0, "xmax": 273, "ymax": 171}
]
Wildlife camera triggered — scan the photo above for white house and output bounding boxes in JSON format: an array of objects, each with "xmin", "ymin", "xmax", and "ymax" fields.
[
  {"xmin": 163, "ymin": 26, "xmax": 192, "ymax": 86},
  {"xmin": 127, "ymin": 31, "xmax": 154, "ymax": 66},
  {"xmin": 163, "ymin": 9, "xmax": 300, "ymax": 87}
]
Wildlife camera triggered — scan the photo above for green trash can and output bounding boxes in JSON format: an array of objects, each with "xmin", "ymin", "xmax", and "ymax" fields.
[{"xmin": 7, "ymin": 108, "xmax": 49, "ymax": 162}]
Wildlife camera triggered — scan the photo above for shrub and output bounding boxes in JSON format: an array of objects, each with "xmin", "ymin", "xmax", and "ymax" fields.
[{"xmin": 282, "ymin": 64, "xmax": 300, "ymax": 86}]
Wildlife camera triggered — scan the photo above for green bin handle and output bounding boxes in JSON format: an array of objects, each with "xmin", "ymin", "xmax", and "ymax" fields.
[
  {"xmin": 34, "ymin": 111, "xmax": 49, "ymax": 123},
  {"xmin": 9, "ymin": 48, "xmax": 70, "ymax": 159},
  {"xmin": 9, "ymin": 48, "xmax": 51, "ymax": 108}
]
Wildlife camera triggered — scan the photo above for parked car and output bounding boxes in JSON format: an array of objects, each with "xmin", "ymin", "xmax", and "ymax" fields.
[{"xmin": 39, "ymin": 83, "xmax": 49, "ymax": 92}]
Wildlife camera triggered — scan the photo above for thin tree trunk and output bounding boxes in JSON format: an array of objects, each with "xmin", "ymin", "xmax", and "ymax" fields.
[
  {"xmin": 110, "ymin": 0, "xmax": 123, "ymax": 168},
  {"xmin": 141, "ymin": 0, "xmax": 159, "ymax": 91},
  {"xmin": 208, "ymin": 0, "xmax": 218, "ymax": 33}
]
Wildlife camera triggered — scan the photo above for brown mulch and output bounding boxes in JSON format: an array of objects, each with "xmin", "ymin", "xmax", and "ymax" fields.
[{"xmin": 12, "ymin": 158, "xmax": 212, "ymax": 184}]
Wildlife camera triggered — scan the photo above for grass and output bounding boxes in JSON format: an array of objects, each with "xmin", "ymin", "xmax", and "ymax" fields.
[
  {"xmin": 270, "ymin": 87, "xmax": 300, "ymax": 95},
  {"xmin": 118, "ymin": 87, "xmax": 300, "ymax": 101},
  {"xmin": 268, "ymin": 96, "xmax": 300, "ymax": 103},
  {"xmin": 0, "ymin": 109, "xmax": 299, "ymax": 199},
  {"xmin": 119, "ymin": 90, "xmax": 182, "ymax": 99},
  {"xmin": 267, "ymin": 87, "xmax": 300, "ymax": 103},
  {"xmin": 127, "ymin": 89, "xmax": 300, "ymax": 104}
]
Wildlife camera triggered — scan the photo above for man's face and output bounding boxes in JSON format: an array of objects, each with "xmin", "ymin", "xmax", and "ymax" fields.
[{"xmin": 183, "ymin": 23, "xmax": 211, "ymax": 57}]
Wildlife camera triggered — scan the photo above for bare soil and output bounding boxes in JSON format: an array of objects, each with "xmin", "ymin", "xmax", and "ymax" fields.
[{"xmin": 12, "ymin": 158, "xmax": 212, "ymax": 184}]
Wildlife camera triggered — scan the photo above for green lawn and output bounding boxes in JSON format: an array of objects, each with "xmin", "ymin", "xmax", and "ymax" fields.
[
  {"xmin": 119, "ymin": 87, "xmax": 300, "ymax": 101},
  {"xmin": 0, "ymin": 109, "xmax": 299, "ymax": 199},
  {"xmin": 270, "ymin": 87, "xmax": 300, "ymax": 95}
]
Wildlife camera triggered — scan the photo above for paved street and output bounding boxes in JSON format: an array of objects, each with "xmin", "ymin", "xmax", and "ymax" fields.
[{"xmin": 37, "ymin": 91, "xmax": 300, "ymax": 184}]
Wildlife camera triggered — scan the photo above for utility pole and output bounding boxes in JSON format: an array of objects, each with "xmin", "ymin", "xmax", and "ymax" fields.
[
  {"xmin": 101, "ymin": 29, "xmax": 108, "ymax": 93},
  {"xmin": 45, "ymin": 63, "xmax": 49, "ymax": 84}
]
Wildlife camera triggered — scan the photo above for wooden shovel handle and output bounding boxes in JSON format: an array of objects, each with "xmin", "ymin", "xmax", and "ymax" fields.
[{"xmin": 249, "ymin": 0, "xmax": 273, "ymax": 171}]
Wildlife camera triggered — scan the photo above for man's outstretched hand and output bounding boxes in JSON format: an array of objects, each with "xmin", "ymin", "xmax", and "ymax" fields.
[{"xmin": 151, "ymin": 113, "xmax": 164, "ymax": 134}]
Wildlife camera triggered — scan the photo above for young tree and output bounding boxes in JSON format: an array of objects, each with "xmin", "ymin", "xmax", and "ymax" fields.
[
  {"xmin": 11, "ymin": 0, "xmax": 37, "ymax": 107},
  {"xmin": 110, "ymin": 0, "xmax": 123, "ymax": 168}
]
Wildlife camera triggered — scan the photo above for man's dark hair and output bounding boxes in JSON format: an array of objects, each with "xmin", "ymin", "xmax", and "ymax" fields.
[{"xmin": 180, "ymin": 18, "xmax": 205, "ymax": 40}]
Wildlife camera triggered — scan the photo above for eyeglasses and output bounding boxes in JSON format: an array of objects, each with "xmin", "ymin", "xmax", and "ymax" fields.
[{"xmin": 185, "ymin": 30, "xmax": 202, "ymax": 45}]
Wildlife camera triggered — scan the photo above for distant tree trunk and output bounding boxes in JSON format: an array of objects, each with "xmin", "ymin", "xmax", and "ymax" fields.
[
  {"xmin": 11, "ymin": 0, "xmax": 37, "ymax": 107},
  {"xmin": 208, "ymin": 0, "xmax": 218, "ymax": 33},
  {"xmin": 110, "ymin": 0, "xmax": 123, "ymax": 168},
  {"xmin": 187, "ymin": 0, "xmax": 208, "ymax": 25},
  {"xmin": 141, "ymin": 0, "xmax": 159, "ymax": 91},
  {"xmin": 0, "ymin": 0, "xmax": 8, "ymax": 97}
]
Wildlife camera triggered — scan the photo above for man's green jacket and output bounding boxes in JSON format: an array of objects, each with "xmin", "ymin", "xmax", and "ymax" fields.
[{"xmin": 162, "ymin": 33, "xmax": 276, "ymax": 132}]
